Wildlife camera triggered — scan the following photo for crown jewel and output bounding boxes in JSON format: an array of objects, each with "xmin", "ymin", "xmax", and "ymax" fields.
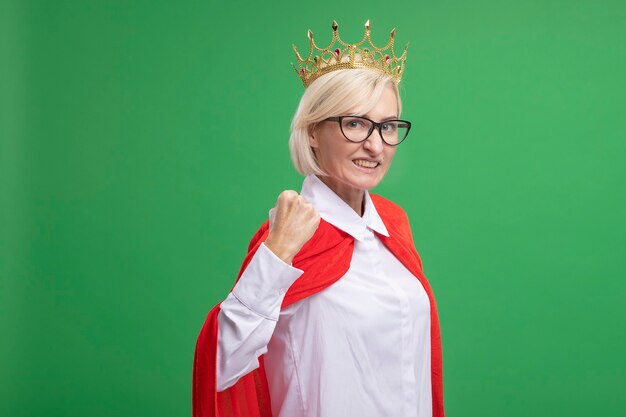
[{"xmin": 292, "ymin": 20, "xmax": 409, "ymax": 88}]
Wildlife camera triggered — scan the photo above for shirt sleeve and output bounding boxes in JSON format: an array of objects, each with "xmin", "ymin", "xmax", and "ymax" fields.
[{"xmin": 216, "ymin": 241, "xmax": 304, "ymax": 392}]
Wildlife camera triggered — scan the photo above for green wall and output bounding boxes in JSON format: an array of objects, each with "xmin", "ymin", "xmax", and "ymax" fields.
[{"xmin": 2, "ymin": 1, "xmax": 625, "ymax": 416}]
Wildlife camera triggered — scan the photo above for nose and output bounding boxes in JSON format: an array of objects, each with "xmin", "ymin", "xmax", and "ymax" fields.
[{"xmin": 363, "ymin": 127, "xmax": 385, "ymax": 154}]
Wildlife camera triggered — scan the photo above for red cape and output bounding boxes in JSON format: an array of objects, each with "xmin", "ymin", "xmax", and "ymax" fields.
[{"xmin": 193, "ymin": 194, "xmax": 444, "ymax": 417}]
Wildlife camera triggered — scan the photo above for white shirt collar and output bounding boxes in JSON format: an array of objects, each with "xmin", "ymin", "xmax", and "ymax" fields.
[{"xmin": 300, "ymin": 174, "xmax": 390, "ymax": 241}]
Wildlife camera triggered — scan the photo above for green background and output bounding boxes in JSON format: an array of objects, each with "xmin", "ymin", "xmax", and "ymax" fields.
[{"xmin": 2, "ymin": 0, "xmax": 625, "ymax": 416}]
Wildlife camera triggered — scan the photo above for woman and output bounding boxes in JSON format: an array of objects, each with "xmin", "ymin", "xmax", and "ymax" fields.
[{"xmin": 193, "ymin": 20, "xmax": 444, "ymax": 417}]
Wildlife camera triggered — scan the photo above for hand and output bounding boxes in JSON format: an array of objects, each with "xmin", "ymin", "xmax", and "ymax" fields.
[{"xmin": 265, "ymin": 190, "xmax": 320, "ymax": 265}]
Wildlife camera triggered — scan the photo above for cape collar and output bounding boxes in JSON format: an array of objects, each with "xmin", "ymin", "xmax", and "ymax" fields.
[{"xmin": 300, "ymin": 174, "xmax": 390, "ymax": 241}]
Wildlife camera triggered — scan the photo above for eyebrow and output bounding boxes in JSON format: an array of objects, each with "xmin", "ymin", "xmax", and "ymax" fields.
[{"xmin": 349, "ymin": 114, "xmax": 399, "ymax": 121}]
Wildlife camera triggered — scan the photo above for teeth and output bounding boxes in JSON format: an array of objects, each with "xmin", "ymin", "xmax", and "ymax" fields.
[{"xmin": 353, "ymin": 159, "xmax": 378, "ymax": 168}]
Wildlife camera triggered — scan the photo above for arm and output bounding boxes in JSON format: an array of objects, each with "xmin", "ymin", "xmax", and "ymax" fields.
[
  {"xmin": 217, "ymin": 189, "xmax": 318, "ymax": 391},
  {"xmin": 216, "ymin": 241, "xmax": 303, "ymax": 391}
]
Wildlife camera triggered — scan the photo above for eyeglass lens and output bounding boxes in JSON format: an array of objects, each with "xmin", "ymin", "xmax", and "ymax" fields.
[{"xmin": 340, "ymin": 117, "xmax": 409, "ymax": 145}]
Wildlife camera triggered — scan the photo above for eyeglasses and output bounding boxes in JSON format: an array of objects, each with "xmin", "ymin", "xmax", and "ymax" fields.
[{"xmin": 323, "ymin": 116, "xmax": 412, "ymax": 146}]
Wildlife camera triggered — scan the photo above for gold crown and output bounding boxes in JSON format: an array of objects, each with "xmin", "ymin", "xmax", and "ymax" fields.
[{"xmin": 292, "ymin": 20, "xmax": 409, "ymax": 88}]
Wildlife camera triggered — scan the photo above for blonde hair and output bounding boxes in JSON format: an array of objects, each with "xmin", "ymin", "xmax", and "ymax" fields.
[{"xmin": 289, "ymin": 68, "xmax": 403, "ymax": 176}]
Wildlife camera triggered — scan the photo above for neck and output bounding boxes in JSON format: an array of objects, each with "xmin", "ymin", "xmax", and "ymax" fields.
[{"xmin": 316, "ymin": 175, "xmax": 365, "ymax": 216}]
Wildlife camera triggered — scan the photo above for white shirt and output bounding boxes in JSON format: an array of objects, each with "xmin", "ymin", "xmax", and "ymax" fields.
[{"xmin": 217, "ymin": 174, "xmax": 432, "ymax": 417}]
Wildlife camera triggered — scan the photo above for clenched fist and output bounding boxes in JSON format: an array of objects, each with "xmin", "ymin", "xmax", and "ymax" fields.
[{"xmin": 264, "ymin": 190, "xmax": 320, "ymax": 265}]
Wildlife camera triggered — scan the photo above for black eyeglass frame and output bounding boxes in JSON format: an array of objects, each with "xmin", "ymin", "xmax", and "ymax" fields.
[{"xmin": 323, "ymin": 116, "xmax": 412, "ymax": 146}]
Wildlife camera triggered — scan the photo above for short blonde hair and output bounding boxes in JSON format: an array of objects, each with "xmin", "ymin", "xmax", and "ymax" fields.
[{"xmin": 289, "ymin": 68, "xmax": 403, "ymax": 176}]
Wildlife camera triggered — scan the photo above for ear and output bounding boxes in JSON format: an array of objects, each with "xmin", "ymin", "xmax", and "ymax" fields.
[
  {"xmin": 308, "ymin": 124, "xmax": 319, "ymax": 149},
  {"xmin": 309, "ymin": 133, "xmax": 319, "ymax": 148}
]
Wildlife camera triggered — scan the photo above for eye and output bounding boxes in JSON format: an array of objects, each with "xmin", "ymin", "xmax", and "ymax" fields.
[
  {"xmin": 381, "ymin": 122, "xmax": 398, "ymax": 132},
  {"xmin": 346, "ymin": 120, "xmax": 363, "ymax": 129}
]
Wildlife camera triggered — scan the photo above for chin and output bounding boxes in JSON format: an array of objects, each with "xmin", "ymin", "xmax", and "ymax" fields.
[
  {"xmin": 348, "ymin": 174, "xmax": 385, "ymax": 191},
  {"xmin": 322, "ymin": 165, "xmax": 389, "ymax": 193}
]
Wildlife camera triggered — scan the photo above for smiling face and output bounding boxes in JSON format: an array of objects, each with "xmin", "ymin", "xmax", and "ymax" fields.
[{"xmin": 309, "ymin": 83, "xmax": 399, "ymax": 212}]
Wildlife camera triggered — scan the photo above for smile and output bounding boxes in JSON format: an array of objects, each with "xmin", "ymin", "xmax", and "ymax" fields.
[{"xmin": 352, "ymin": 159, "xmax": 379, "ymax": 169}]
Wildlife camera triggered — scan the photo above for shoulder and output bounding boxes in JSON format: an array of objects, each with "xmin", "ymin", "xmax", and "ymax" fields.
[
  {"xmin": 370, "ymin": 193, "xmax": 416, "ymax": 246},
  {"xmin": 370, "ymin": 193, "xmax": 409, "ymax": 221}
]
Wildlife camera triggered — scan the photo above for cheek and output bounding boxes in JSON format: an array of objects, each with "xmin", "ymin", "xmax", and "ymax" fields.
[
  {"xmin": 318, "ymin": 136, "xmax": 348, "ymax": 162},
  {"xmin": 312, "ymin": 129, "xmax": 334, "ymax": 154},
  {"xmin": 384, "ymin": 148, "xmax": 397, "ymax": 162}
]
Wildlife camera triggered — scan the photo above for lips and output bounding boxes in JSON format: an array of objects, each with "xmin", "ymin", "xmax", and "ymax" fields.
[{"xmin": 353, "ymin": 159, "xmax": 379, "ymax": 169}]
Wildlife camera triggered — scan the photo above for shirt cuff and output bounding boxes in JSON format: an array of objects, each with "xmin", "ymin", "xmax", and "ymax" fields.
[{"xmin": 231, "ymin": 242, "xmax": 304, "ymax": 320}]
